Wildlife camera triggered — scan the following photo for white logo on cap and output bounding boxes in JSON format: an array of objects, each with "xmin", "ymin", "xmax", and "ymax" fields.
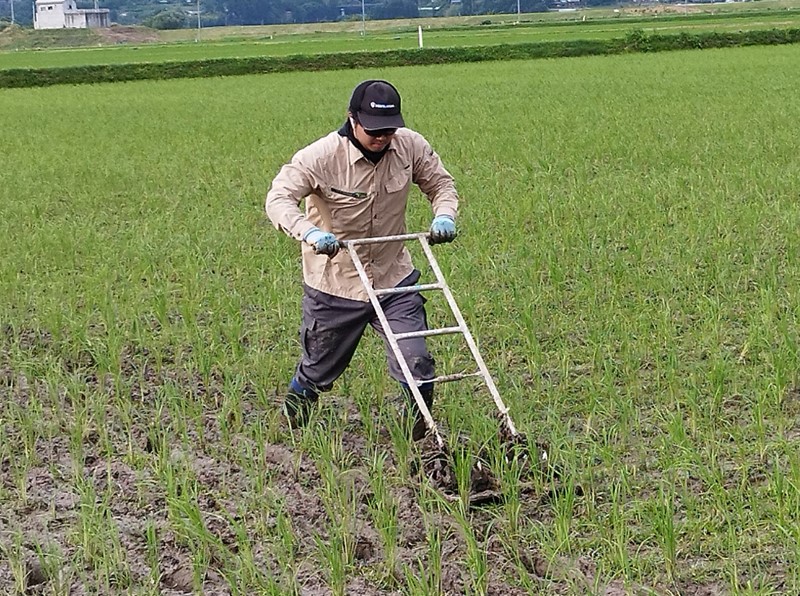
[{"xmin": 370, "ymin": 101, "xmax": 395, "ymax": 109}]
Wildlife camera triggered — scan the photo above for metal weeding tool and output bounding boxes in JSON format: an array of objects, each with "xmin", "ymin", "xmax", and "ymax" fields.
[{"xmin": 341, "ymin": 232, "xmax": 540, "ymax": 502}]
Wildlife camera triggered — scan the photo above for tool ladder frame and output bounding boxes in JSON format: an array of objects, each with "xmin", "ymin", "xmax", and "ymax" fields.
[{"xmin": 341, "ymin": 232, "xmax": 519, "ymax": 449}]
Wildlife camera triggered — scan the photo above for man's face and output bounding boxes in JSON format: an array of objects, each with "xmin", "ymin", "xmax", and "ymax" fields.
[{"xmin": 352, "ymin": 117, "xmax": 397, "ymax": 152}]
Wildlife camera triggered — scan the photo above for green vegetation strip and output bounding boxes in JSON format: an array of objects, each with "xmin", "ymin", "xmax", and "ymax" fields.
[{"xmin": 2, "ymin": 27, "xmax": 799, "ymax": 88}]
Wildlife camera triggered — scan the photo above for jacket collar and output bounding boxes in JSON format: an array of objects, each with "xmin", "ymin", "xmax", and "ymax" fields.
[{"xmin": 338, "ymin": 119, "xmax": 393, "ymax": 165}]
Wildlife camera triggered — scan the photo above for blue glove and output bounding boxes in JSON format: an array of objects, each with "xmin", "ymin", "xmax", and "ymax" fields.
[
  {"xmin": 429, "ymin": 215, "xmax": 457, "ymax": 245},
  {"xmin": 303, "ymin": 227, "xmax": 340, "ymax": 257}
]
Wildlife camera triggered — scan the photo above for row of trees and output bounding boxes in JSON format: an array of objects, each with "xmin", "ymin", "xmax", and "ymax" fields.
[
  {"xmin": 0, "ymin": 0, "xmax": 621, "ymax": 30},
  {"xmin": 139, "ymin": 0, "xmax": 567, "ymax": 28},
  {"xmin": 140, "ymin": 0, "xmax": 517, "ymax": 28}
]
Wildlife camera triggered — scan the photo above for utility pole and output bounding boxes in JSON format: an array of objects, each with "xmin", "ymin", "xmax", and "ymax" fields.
[
  {"xmin": 10, "ymin": 0, "xmax": 15, "ymax": 24},
  {"xmin": 360, "ymin": 0, "xmax": 365, "ymax": 36},
  {"xmin": 516, "ymin": 0, "xmax": 520, "ymax": 23},
  {"xmin": 195, "ymin": 0, "xmax": 201, "ymax": 41}
]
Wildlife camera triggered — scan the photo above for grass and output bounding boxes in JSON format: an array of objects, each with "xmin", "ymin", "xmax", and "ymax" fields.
[{"xmin": 1, "ymin": 43, "xmax": 800, "ymax": 593}]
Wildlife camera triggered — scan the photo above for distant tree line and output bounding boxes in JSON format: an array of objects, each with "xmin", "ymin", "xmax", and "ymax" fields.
[
  {"xmin": 0, "ymin": 0, "xmax": 33, "ymax": 26},
  {"xmin": 0, "ymin": 0, "xmax": 621, "ymax": 29}
]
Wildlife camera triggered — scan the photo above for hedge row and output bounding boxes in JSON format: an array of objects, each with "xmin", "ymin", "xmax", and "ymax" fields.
[{"xmin": 2, "ymin": 28, "xmax": 799, "ymax": 88}]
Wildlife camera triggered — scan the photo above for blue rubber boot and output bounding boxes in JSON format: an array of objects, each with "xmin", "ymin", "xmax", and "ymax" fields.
[{"xmin": 284, "ymin": 378, "xmax": 319, "ymax": 428}]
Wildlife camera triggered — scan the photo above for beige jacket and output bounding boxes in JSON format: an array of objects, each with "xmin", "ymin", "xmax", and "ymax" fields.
[{"xmin": 266, "ymin": 128, "xmax": 459, "ymax": 302}]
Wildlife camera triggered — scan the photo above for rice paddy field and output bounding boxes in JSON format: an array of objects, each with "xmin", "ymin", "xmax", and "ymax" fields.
[
  {"xmin": 1, "ymin": 3, "xmax": 800, "ymax": 69},
  {"xmin": 1, "ymin": 41, "xmax": 800, "ymax": 594}
]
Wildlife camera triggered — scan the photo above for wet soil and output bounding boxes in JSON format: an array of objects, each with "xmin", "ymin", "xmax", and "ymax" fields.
[{"xmin": 0, "ymin": 331, "xmax": 723, "ymax": 594}]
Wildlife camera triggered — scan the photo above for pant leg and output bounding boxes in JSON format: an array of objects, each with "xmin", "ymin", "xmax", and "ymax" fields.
[
  {"xmin": 295, "ymin": 285, "xmax": 372, "ymax": 392},
  {"xmin": 369, "ymin": 270, "xmax": 436, "ymax": 384}
]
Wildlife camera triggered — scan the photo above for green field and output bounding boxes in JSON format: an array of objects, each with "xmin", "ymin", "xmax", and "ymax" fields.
[
  {"xmin": 1, "ymin": 3, "xmax": 800, "ymax": 69},
  {"xmin": 2, "ymin": 43, "xmax": 800, "ymax": 594}
]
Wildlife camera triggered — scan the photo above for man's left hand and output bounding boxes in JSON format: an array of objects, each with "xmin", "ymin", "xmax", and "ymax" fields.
[{"xmin": 429, "ymin": 215, "xmax": 457, "ymax": 244}]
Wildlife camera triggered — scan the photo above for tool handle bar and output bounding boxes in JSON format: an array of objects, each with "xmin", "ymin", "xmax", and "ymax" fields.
[{"xmin": 340, "ymin": 232, "xmax": 428, "ymax": 248}]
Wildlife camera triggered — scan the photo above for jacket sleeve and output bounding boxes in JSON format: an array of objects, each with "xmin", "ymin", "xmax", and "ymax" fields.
[
  {"xmin": 411, "ymin": 135, "xmax": 459, "ymax": 221},
  {"xmin": 265, "ymin": 149, "xmax": 320, "ymax": 241}
]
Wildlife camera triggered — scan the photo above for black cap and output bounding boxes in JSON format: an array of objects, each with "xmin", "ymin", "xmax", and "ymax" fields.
[{"xmin": 349, "ymin": 80, "xmax": 405, "ymax": 131}]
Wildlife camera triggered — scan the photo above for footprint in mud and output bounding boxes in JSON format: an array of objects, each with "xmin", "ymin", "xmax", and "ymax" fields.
[
  {"xmin": 161, "ymin": 563, "xmax": 194, "ymax": 593},
  {"xmin": 24, "ymin": 557, "xmax": 48, "ymax": 593}
]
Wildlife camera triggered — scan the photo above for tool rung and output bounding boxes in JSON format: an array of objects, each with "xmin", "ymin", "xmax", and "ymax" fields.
[
  {"xmin": 425, "ymin": 371, "xmax": 483, "ymax": 384},
  {"xmin": 373, "ymin": 283, "xmax": 442, "ymax": 297},
  {"xmin": 394, "ymin": 326, "xmax": 463, "ymax": 341}
]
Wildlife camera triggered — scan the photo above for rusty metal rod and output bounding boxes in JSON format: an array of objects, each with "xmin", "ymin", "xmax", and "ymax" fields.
[{"xmin": 394, "ymin": 326, "xmax": 462, "ymax": 341}]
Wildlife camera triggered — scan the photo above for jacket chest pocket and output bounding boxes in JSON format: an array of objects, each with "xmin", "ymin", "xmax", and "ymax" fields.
[
  {"xmin": 324, "ymin": 187, "xmax": 372, "ymax": 227},
  {"xmin": 385, "ymin": 168, "xmax": 411, "ymax": 194},
  {"xmin": 324, "ymin": 187, "xmax": 372, "ymax": 219}
]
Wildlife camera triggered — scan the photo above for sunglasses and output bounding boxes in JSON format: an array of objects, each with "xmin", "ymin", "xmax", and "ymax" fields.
[{"xmin": 363, "ymin": 127, "xmax": 397, "ymax": 138}]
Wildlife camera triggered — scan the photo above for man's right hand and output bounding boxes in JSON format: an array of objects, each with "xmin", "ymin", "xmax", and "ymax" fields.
[{"xmin": 302, "ymin": 227, "xmax": 340, "ymax": 257}]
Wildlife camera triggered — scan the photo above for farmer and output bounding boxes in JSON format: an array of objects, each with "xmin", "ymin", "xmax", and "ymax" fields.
[{"xmin": 265, "ymin": 79, "xmax": 459, "ymax": 440}]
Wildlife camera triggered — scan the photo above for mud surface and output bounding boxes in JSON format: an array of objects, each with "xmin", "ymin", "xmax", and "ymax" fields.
[{"xmin": 0, "ymin": 333, "xmax": 725, "ymax": 594}]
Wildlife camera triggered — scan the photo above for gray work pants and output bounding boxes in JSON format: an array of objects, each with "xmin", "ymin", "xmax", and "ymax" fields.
[{"xmin": 295, "ymin": 270, "xmax": 435, "ymax": 392}]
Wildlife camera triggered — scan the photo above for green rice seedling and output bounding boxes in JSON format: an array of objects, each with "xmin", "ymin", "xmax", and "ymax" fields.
[
  {"xmin": 315, "ymin": 472, "xmax": 360, "ymax": 593},
  {"xmin": 4, "ymin": 415, "xmax": 33, "ymax": 508},
  {"xmin": 604, "ymin": 473, "xmax": 632, "ymax": 578},
  {"xmin": 490, "ymin": 446, "xmax": 525, "ymax": 538},
  {"xmin": 766, "ymin": 451, "xmax": 800, "ymax": 592},
  {"xmin": 444, "ymin": 432, "xmax": 489, "ymax": 511},
  {"xmin": 356, "ymin": 393, "xmax": 382, "ymax": 448},
  {"xmin": 32, "ymin": 540, "xmax": 70, "ymax": 594},
  {"xmin": 402, "ymin": 522, "xmax": 444, "ymax": 596},
  {"xmin": 7, "ymin": 385, "xmax": 43, "ymax": 467},
  {"xmin": 353, "ymin": 377, "xmax": 386, "ymax": 448},
  {"xmin": 156, "ymin": 382, "xmax": 190, "ymax": 449},
  {"xmin": 167, "ymin": 488, "xmax": 228, "ymax": 591},
  {"xmin": 66, "ymin": 392, "xmax": 89, "ymax": 472},
  {"xmin": 70, "ymin": 473, "xmax": 132, "ymax": 589},
  {"xmin": 239, "ymin": 435, "xmax": 270, "ymax": 508},
  {"xmin": 190, "ymin": 544, "xmax": 214, "ymax": 594},
  {"xmin": 385, "ymin": 407, "xmax": 414, "ymax": 481},
  {"xmin": 273, "ymin": 496, "xmax": 301, "ymax": 590},
  {"xmin": 367, "ymin": 449, "xmax": 400, "ymax": 581},
  {"xmin": 144, "ymin": 519, "xmax": 161, "ymax": 588},
  {"xmin": 0, "ymin": 531, "xmax": 27, "ymax": 594},
  {"xmin": 308, "ymin": 409, "xmax": 351, "ymax": 468},
  {"xmin": 503, "ymin": 479, "xmax": 523, "ymax": 542},
  {"xmin": 313, "ymin": 530, "xmax": 351, "ymax": 596},
  {"xmin": 309, "ymin": 423, "xmax": 361, "ymax": 592},
  {"xmin": 218, "ymin": 375, "xmax": 246, "ymax": 447},
  {"xmin": 285, "ymin": 424, "xmax": 315, "ymax": 482},
  {"xmin": 552, "ymin": 471, "xmax": 576, "ymax": 557},
  {"xmin": 463, "ymin": 520, "xmax": 491, "ymax": 595},
  {"xmin": 651, "ymin": 484, "xmax": 678, "ymax": 582},
  {"xmin": 221, "ymin": 507, "xmax": 275, "ymax": 593}
]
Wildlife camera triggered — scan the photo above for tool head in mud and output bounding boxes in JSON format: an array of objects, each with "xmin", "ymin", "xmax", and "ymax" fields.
[
  {"xmin": 413, "ymin": 434, "xmax": 502, "ymax": 507},
  {"xmin": 494, "ymin": 413, "xmax": 552, "ymax": 474}
]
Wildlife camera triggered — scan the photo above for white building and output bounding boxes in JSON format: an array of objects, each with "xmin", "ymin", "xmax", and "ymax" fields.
[{"xmin": 33, "ymin": 0, "xmax": 110, "ymax": 29}]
